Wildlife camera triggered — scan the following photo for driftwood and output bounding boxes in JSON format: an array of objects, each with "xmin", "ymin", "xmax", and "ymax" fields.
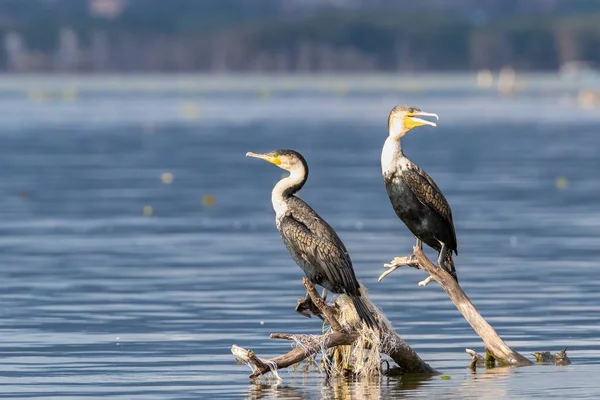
[
  {"xmin": 233, "ymin": 247, "xmax": 571, "ymax": 380},
  {"xmin": 232, "ymin": 277, "xmax": 436, "ymax": 380},
  {"xmin": 380, "ymin": 246, "xmax": 572, "ymax": 367}
]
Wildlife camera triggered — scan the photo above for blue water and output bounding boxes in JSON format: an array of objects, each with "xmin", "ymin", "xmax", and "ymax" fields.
[{"xmin": 0, "ymin": 75, "xmax": 599, "ymax": 399}]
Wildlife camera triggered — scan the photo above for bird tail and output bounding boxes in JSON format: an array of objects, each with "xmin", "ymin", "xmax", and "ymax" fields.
[
  {"xmin": 351, "ymin": 295, "xmax": 378, "ymax": 330},
  {"xmin": 444, "ymin": 252, "xmax": 459, "ymax": 282}
]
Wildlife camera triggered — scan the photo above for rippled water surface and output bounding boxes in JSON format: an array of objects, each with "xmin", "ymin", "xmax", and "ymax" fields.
[{"xmin": 0, "ymin": 74, "xmax": 599, "ymax": 399}]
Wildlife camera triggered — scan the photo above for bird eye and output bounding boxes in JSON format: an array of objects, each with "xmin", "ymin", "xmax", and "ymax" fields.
[
  {"xmin": 272, "ymin": 152, "xmax": 279, "ymax": 157},
  {"xmin": 408, "ymin": 108, "xmax": 415, "ymax": 113}
]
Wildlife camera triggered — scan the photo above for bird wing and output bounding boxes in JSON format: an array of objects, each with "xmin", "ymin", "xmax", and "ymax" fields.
[
  {"xmin": 403, "ymin": 166, "xmax": 457, "ymax": 246},
  {"xmin": 280, "ymin": 198, "xmax": 360, "ymax": 295}
]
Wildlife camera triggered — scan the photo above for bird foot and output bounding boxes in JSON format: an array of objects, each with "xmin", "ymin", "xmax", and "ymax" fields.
[
  {"xmin": 295, "ymin": 295, "xmax": 325, "ymax": 320},
  {"xmin": 418, "ymin": 275, "xmax": 435, "ymax": 287}
]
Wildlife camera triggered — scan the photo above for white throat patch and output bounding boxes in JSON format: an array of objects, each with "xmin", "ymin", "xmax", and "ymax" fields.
[
  {"xmin": 381, "ymin": 136, "xmax": 404, "ymax": 176},
  {"xmin": 271, "ymin": 164, "xmax": 305, "ymax": 218}
]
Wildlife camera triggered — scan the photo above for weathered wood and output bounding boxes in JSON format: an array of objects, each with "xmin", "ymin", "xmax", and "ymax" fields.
[
  {"xmin": 302, "ymin": 278, "xmax": 342, "ymax": 332},
  {"xmin": 383, "ymin": 329, "xmax": 437, "ymax": 374},
  {"xmin": 231, "ymin": 276, "xmax": 437, "ymax": 379},
  {"xmin": 232, "ymin": 331, "xmax": 357, "ymax": 379},
  {"xmin": 466, "ymin": 348, "xmax": 485, "ymax": 371},
  {"xmin": 381, "ymin": 247, "xmax": 533, "ymax": 366}
]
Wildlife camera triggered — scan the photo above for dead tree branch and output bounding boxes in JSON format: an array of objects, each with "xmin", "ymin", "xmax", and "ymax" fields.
[
  {"xmin": 380, "ymin": 246, "xmax": 533, "ymax": 366},
  {"xmin": 232, "ymin": 277, "xmax": 437, "ymax": 380}
]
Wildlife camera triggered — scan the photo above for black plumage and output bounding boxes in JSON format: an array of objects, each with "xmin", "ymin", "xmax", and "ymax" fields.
[
  {"xmin": 382, "ymin": 105, "xmax": 458, "ymax": 281},
  {"xmin": 248, "ymin": 149, "xmax": 377, "ymax": 328},
  {"xmin": 384, "ymin": 163, "xmax": 458, "ymax": 279}
]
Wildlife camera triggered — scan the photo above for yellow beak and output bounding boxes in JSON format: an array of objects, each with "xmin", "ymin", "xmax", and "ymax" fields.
[
  {"xmin": 246, "ymin": 151, "xmax": 281, "ymax": 165},
  {"xmin": 405, "ymin": 111, "xmax": 439, "ymax": 130}
]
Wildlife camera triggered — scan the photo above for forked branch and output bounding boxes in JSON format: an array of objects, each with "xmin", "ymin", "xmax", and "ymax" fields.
[{"xmin": 232, "ymin": 277, "xmax": 436, "ymax": 379}]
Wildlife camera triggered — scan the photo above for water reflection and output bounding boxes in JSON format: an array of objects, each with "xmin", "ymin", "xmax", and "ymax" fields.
[
  {"xmin": 247, "ymin": 381, "xmax": 316, "ymax": 400},
  {"xmin": 247, "ymin": 374, "xmax": 439, "ymax": 400}
]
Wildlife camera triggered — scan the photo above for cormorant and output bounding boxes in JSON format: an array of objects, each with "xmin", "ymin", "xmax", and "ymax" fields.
[
  {"xmin": 381, "ymin": 105, "xmax": 458, "ymax": 281},
  {"xmin": 247, "ymin": 149, "xmax": 377, "ymax": 328}
]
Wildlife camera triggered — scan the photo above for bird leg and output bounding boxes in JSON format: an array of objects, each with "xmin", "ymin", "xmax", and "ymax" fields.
[
  {"xmin": 295, "ymin": 292, "xmax": 325, "ymax": 321},
  {"xmin": 437, "ymin": 244, "xmax": 448, "ymax": 271},
  {"xmin": 415, "ymin": 239, "xmax": 435, "ymax": 286},
  {"xmin": 416, "ymin": 238, "xmax": 423, "ymax": 250},
  {"xmin": 419, "ymin": 245, "xmax": 450, "ymax": 287},
  {"xmin": 420, "ymin": 244, "xmax": 455, "ymax": 287}
]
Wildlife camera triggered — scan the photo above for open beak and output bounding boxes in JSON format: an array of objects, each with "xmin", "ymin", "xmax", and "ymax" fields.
[
  {"xmin": 246, "ymin": 151, "xmax": 280, "ymax": 165},
  {"xmin": 407, "ymin": 111, "xmax": 439, "ymax": 128}
]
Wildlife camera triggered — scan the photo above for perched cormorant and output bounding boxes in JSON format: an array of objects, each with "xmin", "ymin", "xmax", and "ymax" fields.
[
  {"xmin": 247, "ymin": 149, "xmax": 377, "ymax": 328},
  {"xmin": 381, "ymin": 105, "xmax": 458, "ymax": 281}
]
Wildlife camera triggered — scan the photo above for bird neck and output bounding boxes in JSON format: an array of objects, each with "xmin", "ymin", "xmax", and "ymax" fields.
[
  {"xmin": 388, "ymin": 118, "xmax": 408, "ymax": 140},
  {"xmin": 271, "ymin": 164, "xmax": 307, "ymax": 217},
  {"xmin": 381, "ymin": 136, "xmax": 404, "ymax": 175}
]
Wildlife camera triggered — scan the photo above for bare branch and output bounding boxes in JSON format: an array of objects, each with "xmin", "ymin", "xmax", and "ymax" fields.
[
  {"xmin": 466, "ymin": 348, "xmax": 485, "ymax": 371},
  {"xmin": 388, "ymin": 247, "xmax": 533, "ymax": 366},
  {"xmin": 302, "ymin": 277, "xmax": 342, "ymax": 331},
  {"xmin": 232, "ymin": 331, "xmax": 357, "ymax": 379},
  {"xmin": 232, "ymin": 278, "xmax": 437, "ymax": 379},
  {"xmin": 412, "ymin": 248, "xmax": 532, "ymax": 365},
  {"xmin": 378, "ymin": 255, "xmax": 419, "ymax": 282},
  {"xmin": 270, "ymin": 333, "xmax": 311, "ymax": 341}
]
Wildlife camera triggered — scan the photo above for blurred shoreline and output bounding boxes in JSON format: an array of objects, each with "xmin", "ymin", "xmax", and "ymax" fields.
[{"xmin": 0, "ymin": 72, "xmax": 598, "ymax": 93}]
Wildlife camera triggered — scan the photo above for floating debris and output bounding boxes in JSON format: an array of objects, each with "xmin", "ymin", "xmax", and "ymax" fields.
[
  {"xmin": 143, "ymin": 205, "xmax": 154, "ymax": 216},
  {"xmin": 27, "ymin": 90, "xmax": 52, "ymax": 102},
  {"xmin": 555, "ymin": 347, "xmax": 571, "ymax": 366},
  {"xmin": 532, "ymin": 348, "xmax": 571, "ymax": 365},
  {"xmin": 498, "ymin": 66, "xmax": 516, "ymax": 95},
  {"xmin": 161, "ymin": 172, "xmax": 174, "ymax": 184},
  {"xmin": 333, "ymin": 85, "xmax": 349, "ymax": 96},
  {"xmin": 476, "ymin": 69, "xmax": 494, "ymax": 88},
  {"xmin": 532, "ymin": 351, "xmax": 553, "ymax": 363},
  {"xmin": 62, "ymin": 87, "xmax": 79, "ymax": 102},
  {"xmin": 257, "ymin": 88, "xmax": 271, "ymax": 101},
  {"xmin": 578, "ymin": 90, "xmax": 600, "ymax": 109},
  {"xmin": 179, "ymin": 102, "xmax": 201, "ymax": 120},
  {"xmin": 466, "ymin": 348, "xmax": 485, "ymax": 370},
  {"xmin": 555, "ymin": 176, "xmax": 568, "ymax": 190},
  {"xmin": 202, "ymin": 195, "xmax": 216, "ymax": 207}
]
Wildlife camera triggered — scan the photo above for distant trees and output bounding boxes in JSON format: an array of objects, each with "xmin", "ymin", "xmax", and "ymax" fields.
[{"xmin": 1, "ymin": 7, "xmax": 599, "ymax": 72}]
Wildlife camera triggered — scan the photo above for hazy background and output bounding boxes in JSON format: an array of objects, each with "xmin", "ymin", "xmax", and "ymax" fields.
[{"xmin": 1, "ymin": 0, "xmax": 600, "ymax": 73}]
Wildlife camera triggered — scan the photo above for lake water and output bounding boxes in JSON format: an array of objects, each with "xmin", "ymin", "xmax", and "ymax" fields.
[{"xmin": 0, "ymin": 74, "xmax": 599, "ymax": 399}]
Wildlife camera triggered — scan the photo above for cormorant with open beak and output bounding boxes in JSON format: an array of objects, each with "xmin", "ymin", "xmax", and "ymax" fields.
[{"xmin": 381, "ymin": 105, "xmax": 458, "ymax": 282}]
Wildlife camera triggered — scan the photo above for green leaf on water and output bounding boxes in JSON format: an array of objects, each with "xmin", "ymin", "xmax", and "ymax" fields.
[{"xmin": 441, "ymin": 375, "xmax": 451, "ymax": 380}]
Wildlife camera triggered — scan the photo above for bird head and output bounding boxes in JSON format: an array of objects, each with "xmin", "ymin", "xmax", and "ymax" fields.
[
  {"xmin": 388, "ymin": 105, "xmax": 439, "ymax": 139},
  {"xmin": 246, "ymin": 149, "xmax": 307, "ymax": 173}
]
